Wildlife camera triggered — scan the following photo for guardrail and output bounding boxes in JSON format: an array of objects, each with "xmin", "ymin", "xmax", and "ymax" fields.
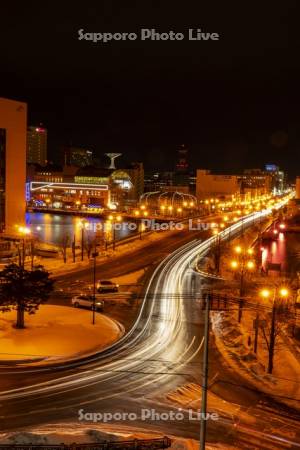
[{"xmin": 0, "ymin": 437, "xmax": 172, "ymax": 450}]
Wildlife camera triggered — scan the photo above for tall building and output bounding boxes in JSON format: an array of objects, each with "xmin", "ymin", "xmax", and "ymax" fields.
[
  {"xmin": 296, "ymin": 177, "xmax": 300, "ymax": 200},
  {"xmin": 0, "ymin": 98, "xmax": 27, "ymax": 232},
  {"xmin": 264, "ymin": 164, "xmax": 285, "ymax": 194},
  {"xmin": 174, "ymin": 144, "xmax": 189, "ymax": 186},
  {"xmin": 27, "ymin": 125, "xmax": 47, "ymax": 165},
  {"xmin": 63, "ymin": 146, "xmax": 93, "ymax": 167},
  {"xmin": 241, "ymin": 169, "xmax": 272, "ymax": 199}
]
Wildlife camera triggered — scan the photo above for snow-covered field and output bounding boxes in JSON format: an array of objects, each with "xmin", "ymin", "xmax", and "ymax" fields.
[{"xmin": 0, "ymin": 305, "xmax": 124, "ymax": 363}]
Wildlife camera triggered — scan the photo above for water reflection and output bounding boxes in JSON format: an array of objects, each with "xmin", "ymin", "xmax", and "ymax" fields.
[
  {"xmin": 261, "ymin": 232, "xmax": 286, "ymax": 273},
  {"xmin": 26, "ymin": 213, "xmax": 136, "ymax": 247}
]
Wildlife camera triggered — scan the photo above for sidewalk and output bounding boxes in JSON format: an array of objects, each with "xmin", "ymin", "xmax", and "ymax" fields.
[
  {"xmin": 29, "ymin": 226, "xmax": 186, "ymax": 277},
  {"xmin": 204, "ymin": 219, "xmax": 300, "ymax": 411}
]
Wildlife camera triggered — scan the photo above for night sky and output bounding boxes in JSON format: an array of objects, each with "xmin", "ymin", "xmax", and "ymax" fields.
[{"xmin": 0, "ymin": 3, "xmax": 295, "ymax": 176}]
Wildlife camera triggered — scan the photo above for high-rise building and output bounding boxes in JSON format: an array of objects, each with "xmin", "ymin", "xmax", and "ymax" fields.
[
  {"xmin": 174, "ymin": 145, "xmax": 190, "ymax": 186},
  {"xmin": 296, "ymin": 177, "xmax": 300, "ymax": 200},
  {"xmin": 27, "ymin": 125, "xmax": 47, "ymax": 165},
  {"xmin": 0, "ymin": 98, "xmax": 27, "ymax": 232},
  {"xmin": 264, "ymin": 164, "xmax": 285, "ymax": 194},
  {"xmin": 63, "ymin": 146, "xmax": 93, "ymax": 167}
]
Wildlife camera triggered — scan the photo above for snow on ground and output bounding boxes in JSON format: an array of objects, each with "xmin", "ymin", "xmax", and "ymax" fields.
[
  {"xmin": 0, "ymin": 423, "xmax": 235, "ymax": 449},
  {"xmin": 34, "ymin": 227, "xmax": 184, "ymax": 277},
  {"xmin": 0, "ymin": 305, "xmax": 124, "ymax": 363},
  {"xmin": 110, "ymin": 269, "xmax": 145, "ymax": 286},
  {"xmin": 211, "ymin": 309, "xmax": 300, "ymax": 411},
  {"xmin": 165, "ymin": 383, "xmax": 256, "ymax": 428}
]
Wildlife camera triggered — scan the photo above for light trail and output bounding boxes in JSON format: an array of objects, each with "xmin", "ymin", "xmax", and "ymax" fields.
[{"xmin": 0, "ymin": 200, "xmax": 288, "ymax": 401}]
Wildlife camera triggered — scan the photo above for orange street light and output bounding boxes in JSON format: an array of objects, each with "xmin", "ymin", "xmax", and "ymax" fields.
[
  {"xmin": 279, "ymin": 287, "xmax": 289, "ymax": 298},
  {"xmin": 260, "ymin": 289, "xmax": 271, "ymax": 299},
  {"xmin": 231, "ymin": 260, "xmax": 239, "ymax": 269},
  {"xmin": 246, "ymin": 261, "xmax": 255, "ymax": 270}
]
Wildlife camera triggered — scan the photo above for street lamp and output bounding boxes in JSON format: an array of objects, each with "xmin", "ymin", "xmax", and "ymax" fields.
[
  {"xmin": 230, "ymin": 246, "xmax": 256, "ymax": 322},
  {"xmin": 91, "ymin": 247, "xmax": 99, "ymax": 325},
  {"xmin": 259, "ymin": 286, "xmax": 290, "ymax": 373},
  {"xmin": 18, "ymin": 226, "xmax": 31, "ymax": 268},
  {"xmin": 77, "ymin": 219, "xmax": 89, "ymax": 261},
  {"xmin": 108, "ymin": 214, "xmax": 122, "ymax": 250}
]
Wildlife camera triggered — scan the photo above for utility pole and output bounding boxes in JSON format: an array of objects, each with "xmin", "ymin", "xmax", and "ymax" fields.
[
  {"xmin": 268, "ymin": 303, "xmax": 276, "ymax": 374},
  {"xmin": 72, "ymin": 234, "xmax": 76, "ymax": 263},
  {"xmin": 30, "ymin": 240, "xmax": 34, "ymax": 271},
  {"xmin": 91, "ymin": 246, "xmax": 99, "ymax": 325},
  {"xmin": 238, "ymin": 266, "xmax": 245, "ymax": 323},
  {"xmin": 254, "ymin": 308, "xmax": 259, "ymax": 354},
  {"xmin": 200, "ymin": 292, "xmax": 210, "ymax": 450},
  {"xmin": 22, "ymin": 237, "xmax": 25, "ymax": 269},
  {"xmin": 81, "ymin": 227, "xmax": 84, "ymax": 261}
]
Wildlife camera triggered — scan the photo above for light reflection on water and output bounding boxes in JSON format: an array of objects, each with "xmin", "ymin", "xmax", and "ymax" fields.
[{"xmin": 26, "ymin": 212, "xmax": 136, "ymax": 246}]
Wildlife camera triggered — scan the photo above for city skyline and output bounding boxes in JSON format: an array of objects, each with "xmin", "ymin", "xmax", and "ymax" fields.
[{"xmin": 0, "ymin": 4, "xmax": 298, "ymax": 450}]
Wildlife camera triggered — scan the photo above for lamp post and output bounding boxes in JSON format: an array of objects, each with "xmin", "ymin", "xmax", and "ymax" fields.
[
  {"xmin": 91, "ymin": 247, "xmax": 99, "ymax": 325},
  {"xmin": 77, "ymin": 219, "xmax": 89, "ymax": 261},
  {"xmin": 230, "ymin": 246, "xmax": 255, "ymax": 322},
  {"xmin": 81, "ymin": 226, "xmax": 84, "ymax": 261},
  {"xmin": 259, "ymin": 286, "xmax": 290, "ymax": 374},
  {"xmin": 108, "ymin": 214, "xmax": 122, "ymax": 250},
  {"xmin": 17, "ymin": 226, "xmax": 31, "ymax": 268}
]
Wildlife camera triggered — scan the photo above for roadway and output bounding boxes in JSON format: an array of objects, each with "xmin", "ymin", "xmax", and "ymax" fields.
[{"xmin": 0, "ymin": 210, "xmax": 300, "ymax": 448}]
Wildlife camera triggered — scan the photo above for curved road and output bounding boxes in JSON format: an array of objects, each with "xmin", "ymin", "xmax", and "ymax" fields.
[{"xmin": 0, "ymin": 209, "xmax": 300, "ymax": 448}]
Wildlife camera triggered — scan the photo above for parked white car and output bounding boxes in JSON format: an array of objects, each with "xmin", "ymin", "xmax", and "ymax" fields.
[
  {"xmin": 97, "ymin": 280, "xmax": 119, "ymax": 293},
  {"xmin": 71, "ymin": 294, "xmax": 104, "ymax": 311}
]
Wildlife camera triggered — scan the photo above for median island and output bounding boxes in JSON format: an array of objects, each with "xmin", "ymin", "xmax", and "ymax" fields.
[{"xmin": 0, "ymin": 305, "xmax": 124, "ymax": 365}]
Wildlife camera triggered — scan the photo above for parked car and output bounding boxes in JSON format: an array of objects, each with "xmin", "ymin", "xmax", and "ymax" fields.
[
  {"xmin": 71, "ymin": 294, "xmax": 104, "ymax": 311},
  {"xmin": 97, "ymin": 280, "xmax": 119, "ymax": 293}
]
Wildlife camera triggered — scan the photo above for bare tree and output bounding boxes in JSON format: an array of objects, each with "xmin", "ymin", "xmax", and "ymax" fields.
[
  {"xmin": 59, "ymin": 234, "xmax": 70, "ymax": 264},
  {"xmin": 261, "ymin": 300, "xmax": 291, "ymax": 374},
  {"xmin": 84, "ymin": 233, "xmax": 97, "ymax": 259}
]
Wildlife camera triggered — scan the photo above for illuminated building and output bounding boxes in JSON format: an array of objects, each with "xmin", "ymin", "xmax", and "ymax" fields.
[
  {"xmin": 29, "ymin": 181, "xmax": 110, "ymax": 209},
  {"xmin": 174, "ymin": 144, "xmax": 190, "ymax": 186},
  {"xmin": 196, "ymin": 169, "xmax": 240, "ymax": 200},
  {"xmin": 241, "ymin": 169, "xmax": 272, "ymax": 199},
  {"xmin": 27, "ymin": 125, "xmax": 47, "ymax": 165},
  {"xmin": 27, "ymin": 161, "xmax": 144, "ymax": 210},
  {"xmin": 29, "ymin": 166, "xmax": 111, "ymax": 209},
  {"xmin": 264, "ymin": 164, "xmax": 285, "ymax": 194},
  {"xmin": 296, "ymin": 177, "xmax": 300, "ymax": 199},
  {"xmin": 0, "ymin": 97, "xmax": 27, "ymax": 233}
]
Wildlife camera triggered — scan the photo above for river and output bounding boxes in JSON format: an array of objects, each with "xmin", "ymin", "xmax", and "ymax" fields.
[{"xmin": 26, "ymin": 212, "xmax": 137, "ymax": 247}]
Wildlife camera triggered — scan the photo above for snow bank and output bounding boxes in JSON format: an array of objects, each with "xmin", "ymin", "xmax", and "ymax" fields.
[
  {"xmin": 211, "ymin": 310, "xmax": 300, "ymax": 411},
  {"xmin": 0, "ymin": 424, "xmax": 235, "ymax": 449}
]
